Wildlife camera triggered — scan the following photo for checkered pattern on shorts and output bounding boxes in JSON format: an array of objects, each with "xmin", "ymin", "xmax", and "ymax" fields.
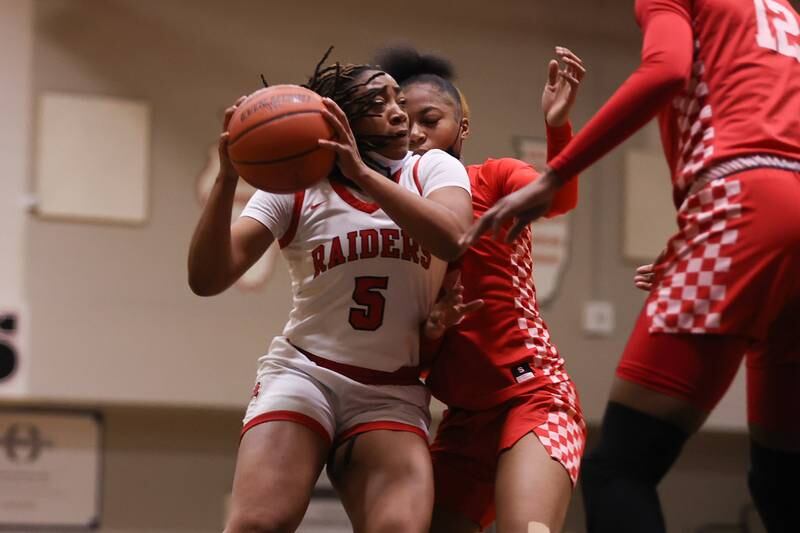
[
  {"xmin": 510, "ymin": 226, "xmax": 567, "ymax": 382},
  {"xmin": 532, "ymin": 381, "xmax": 586, "ymax": 485},
  {"xmin": 646, "ymin": 176, "xmax": 743, "ymax": 333}
]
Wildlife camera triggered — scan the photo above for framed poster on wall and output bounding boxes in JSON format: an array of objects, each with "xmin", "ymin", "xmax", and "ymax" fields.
[{"xmin": 0, "ymin": 408, "xmax": 103, "ymax": 530}]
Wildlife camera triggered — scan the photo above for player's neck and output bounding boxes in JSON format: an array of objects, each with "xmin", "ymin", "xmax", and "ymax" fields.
[{"xmin": 364, "ymin": 151, "xmax": 410, "ymax": 179}]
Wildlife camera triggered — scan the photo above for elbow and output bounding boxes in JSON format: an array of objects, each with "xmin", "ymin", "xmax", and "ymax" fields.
[
  {"xmin": 654, "ymin": 58, "xmax": 691, "ymax": 96},
  {"xmin": 437, "ymin": 239, "xmax": 465, "ymax": 262},
  {"xmin": 187, "ymin": 272, "xmax": 224, "ymax": 297},
  {"xmin": 661, "ymin": 70, "xmax": 688, "ymax": 95}
]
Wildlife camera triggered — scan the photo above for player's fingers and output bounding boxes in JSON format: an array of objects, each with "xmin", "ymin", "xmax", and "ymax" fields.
[
  {"xmin": 491, "ymin": 210, "xmax": 508, "ymax": 241},
  {"xmin": 636, "ymin": 263, "xmax": 655, "ymax": 274},
  {"xmin": 462, "ymin": 299, "xmax": 485, "ymax": 314},
  {"xmin": 223, "ymin": 96, "xmax": 248, "ymax": 130},
  {"xmin": 561, "ymin": 71, "xmax": 581, "ymax": 88},
  {"xmin": 317, "ymin": 139, "xmax": 345, "ymax": 153},
  {"xmin": 322, "ymin": 98, "xmax": 353, "ymax": 134},
  {"xmin": 547, "ymin": 59, "xmax": 559, "ymax": 87},
  {"xmin": 218, "ymin": 131, "xmax": 230, "ymax": 158},
  {"xmin": 560, "ymin": 56, "xmax": 586, "ymax": 81},
  {"xmin": 505, "ymin": 217, "xmax": 529, "ymax": 244},
  {"xmin": 460, "ymin": 215, "xmax": 493, "ymax": 249},
  {"xmin": 223, "ymin": 107, "xmax": 236, "ymax": 131},
  {"xmin": 556, "ymin": 48, "xmax": 585, "ymax": 68},
  {"xmin": 320, "ymin": 109, "xmax": 350, "ymax": 142}
]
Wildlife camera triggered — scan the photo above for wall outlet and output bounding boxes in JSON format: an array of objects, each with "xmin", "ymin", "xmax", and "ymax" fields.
[{"xmin": 583, "ymin": 301, "xmax": 615, "ymax": 336}]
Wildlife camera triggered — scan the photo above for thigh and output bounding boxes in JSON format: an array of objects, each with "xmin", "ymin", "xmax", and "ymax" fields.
[
  {"xmin": 615, "ymin": 308, "xmax": 749, "ymax": 433},
  {"xmin": 225, "ymin": 421, "xmax": 328, "ymax": 533},
  {"xmin": 430, "ymin": 407, "xmax": 503, "ymax": 532},
  {"xmin": 430, "ymin": 506, "xmax": 482, "ymax": 533},
  {"xmin": 747, "ymin": 299, "xmax": 800, "ymax": 451},
  {"xmin": 331, "ymin": 429, "xmax": 434, "ymax": 533},
  {"xmin": 495, "ymin": 432, "xmax": 573, "ymax": 533}
]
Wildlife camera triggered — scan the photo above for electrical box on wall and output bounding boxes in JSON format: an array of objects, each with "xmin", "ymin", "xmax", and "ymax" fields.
[{"xmin": 583, "ymin": 301, "xmax": 615, "ymax": 336}]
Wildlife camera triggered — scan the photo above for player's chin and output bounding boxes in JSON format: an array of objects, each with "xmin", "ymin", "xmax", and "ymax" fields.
[{"xmin": 380, "ymin": 134, "xmax": 410, "ymax": 159}]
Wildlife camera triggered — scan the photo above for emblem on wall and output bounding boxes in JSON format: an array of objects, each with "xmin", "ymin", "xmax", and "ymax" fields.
[
  {"xmin": 196, "ymin": 144, "xmax": 280, "ymax": 291},
  {"xmin": 514, "ymin": 137, "xmax": 572, "ymax": 305}
]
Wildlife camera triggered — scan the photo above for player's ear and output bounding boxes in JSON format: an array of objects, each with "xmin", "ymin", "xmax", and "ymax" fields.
[{"xmin": 459, "ymin": 117, "xmax": 470, "ymax": 142}]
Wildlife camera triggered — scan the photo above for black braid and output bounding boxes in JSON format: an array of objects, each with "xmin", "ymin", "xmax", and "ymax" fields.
[{"xmin": 303, "ymin": 46, "xmax": 389, "ymax": 153}]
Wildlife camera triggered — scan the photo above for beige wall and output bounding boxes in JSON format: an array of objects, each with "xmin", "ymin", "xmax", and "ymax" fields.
[
  {"xmin": 0, "ymin": 0, "xmax": 32, "ymax": 312},
  {"xmin": 6, "ymin": 0, "xmax": 781, "ymax": 530}
]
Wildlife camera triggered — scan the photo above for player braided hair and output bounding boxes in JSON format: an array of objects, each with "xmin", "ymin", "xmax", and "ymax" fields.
[
  {"xmin": 373, "ymin": 45, "xmax": 469, "ymax": 119},
  {"xmin": 301, "ymin": 46, "xmax": 391, "ymax": 154}
]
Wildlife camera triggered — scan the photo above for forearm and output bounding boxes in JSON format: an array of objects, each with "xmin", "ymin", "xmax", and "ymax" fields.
[
  {"xmin": 187, "ymin": 174, "xmax": 239, "ymax": 296},
  {"xmin": 545, "ymin": 122, "xmax": 579, "ymax": 216},
  {"xmin": 548, "ymin": 12, "xmax": 692, "ymax": 180},
  {"xmin": 356, "ymin": 169, "xmax": 471, "ymax": 261},
  {"xmin": 546, "ymin": 121, "xmax": 573, "ymax": 163}
]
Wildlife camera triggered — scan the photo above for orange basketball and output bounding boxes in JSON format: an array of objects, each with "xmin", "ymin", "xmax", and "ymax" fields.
[{"xmin": 227, "ymin": 85, "xmax": 335, "ymax": 193}]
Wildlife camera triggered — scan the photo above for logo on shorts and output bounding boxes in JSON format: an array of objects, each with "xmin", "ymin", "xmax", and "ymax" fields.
[
  {"xmin": 251, "ymin": 381, "xmax": 261, "ymax": 399},
  {"xmin": 511, "ymin": 362, "xmax": 534, "ymax": 384}
]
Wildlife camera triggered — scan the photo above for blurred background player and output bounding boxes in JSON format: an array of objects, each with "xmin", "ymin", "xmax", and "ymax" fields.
[
  {"xmin": 462, "ymin": 1, "xmax": 800, "ymax": 531},
  {"xmin": 188, "ymin": 52, "xmax": 472, "ymax": 533},
  {"xmin": 374, "ymin": 45, "xmax": 586, "ymax": 532}
]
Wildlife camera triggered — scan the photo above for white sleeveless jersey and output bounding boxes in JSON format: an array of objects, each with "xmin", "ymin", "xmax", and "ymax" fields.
[{"xmin": 241, "ymin": 149, "xmax": 471, "ymax": 372}]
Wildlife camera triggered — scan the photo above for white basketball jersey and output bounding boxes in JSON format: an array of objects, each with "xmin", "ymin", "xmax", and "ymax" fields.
[{"xmin": 241, "ymin": 149, "xmax": 470, "ymax": 372}]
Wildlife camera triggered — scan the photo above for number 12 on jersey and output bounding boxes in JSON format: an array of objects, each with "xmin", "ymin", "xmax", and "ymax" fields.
[
  {"xmin": 754, "ymin": 0, "xmax": 800, "ymax": 61},
  {"xmin": 349, "ymin": 276, "xmax": 389, "ymax": 331}
]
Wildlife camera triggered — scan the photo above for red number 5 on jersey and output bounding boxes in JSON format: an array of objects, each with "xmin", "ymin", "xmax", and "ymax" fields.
[
  {"xmin": 349, "ymin": 277, "xmax": 389, "ymax": 331},
  {"xmin": 754, "ymin": 0, "xmax": 800, "ymax": 61}
]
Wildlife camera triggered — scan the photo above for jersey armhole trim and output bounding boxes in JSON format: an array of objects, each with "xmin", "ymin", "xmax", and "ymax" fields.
[
  {"xmin": 413, "ymin": 157, "xmax": 423, "ymax": 195},
  {"xmin": 278, "ymin": 190, "xmax": 305, "ymax": 248}
]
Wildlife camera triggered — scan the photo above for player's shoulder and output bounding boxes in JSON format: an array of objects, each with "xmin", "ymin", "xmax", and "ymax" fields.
[
  {"xmin": 635, "ymin": 0, "xmax": 693, "ymax": 24},
  {"xmin": 471, "ymin": 157, "xmax": 530, "ymax": 179},
  {"xmin": 416, "ymin": 148, "xmax": 461, "ymax": 167},
  {"xmin": 413, "ymin": 149, "xmax": 470, "ymax": 188}
]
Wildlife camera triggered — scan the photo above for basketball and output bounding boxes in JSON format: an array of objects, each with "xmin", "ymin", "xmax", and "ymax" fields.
[{"xmin": 227, "ymin": 85, "xmax": 335, "ymax": 193}]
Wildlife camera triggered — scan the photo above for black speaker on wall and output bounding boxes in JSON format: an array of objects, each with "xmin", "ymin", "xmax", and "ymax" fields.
[{"xmin": 0, "ymin": 313, "xmax": 18, "ymax": 382}]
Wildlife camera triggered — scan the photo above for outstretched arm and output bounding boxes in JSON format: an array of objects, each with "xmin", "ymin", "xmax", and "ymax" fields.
[{"xmin": 462, "ymin": 0, "xmax": 693, "ymax": 246}]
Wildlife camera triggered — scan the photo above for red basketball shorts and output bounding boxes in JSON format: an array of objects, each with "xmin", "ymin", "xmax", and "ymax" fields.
[{"xmin": 619, "ymin": 164, "xmax": 800, "ymax": 434}]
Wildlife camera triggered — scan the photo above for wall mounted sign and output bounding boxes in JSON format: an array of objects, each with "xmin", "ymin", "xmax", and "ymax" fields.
[{"xmin": 0, "ymin": 409, "xmax": 102, "ymax": 530}]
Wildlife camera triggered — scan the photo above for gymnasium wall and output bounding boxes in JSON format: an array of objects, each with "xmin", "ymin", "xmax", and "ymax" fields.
[{"xmin": 3, "ymin": 0, "xmax": 781, "ymax": 531}]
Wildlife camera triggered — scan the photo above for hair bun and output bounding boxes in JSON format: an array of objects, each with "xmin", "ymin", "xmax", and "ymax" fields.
[{"xmin": 373, "ymin": 45, "xmax": 455, "ymax": 84}]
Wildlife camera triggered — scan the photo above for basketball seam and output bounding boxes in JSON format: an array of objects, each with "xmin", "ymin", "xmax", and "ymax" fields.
[
  {"xmin": 230, "ymin": 145, "xmax": 326, "ymax": 166},
  {"xmin": 228, "ymin": 109, "xmax": 327, "ymax": 146}
]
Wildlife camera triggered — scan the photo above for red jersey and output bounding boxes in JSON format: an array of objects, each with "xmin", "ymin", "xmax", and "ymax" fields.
[
  {"xmin": 425, "ymin": 124, "xmax": 577, "ymax": 410},
  {"xmin": 548, "ymin": 0, "xmax": 800, "ymax": 207}
]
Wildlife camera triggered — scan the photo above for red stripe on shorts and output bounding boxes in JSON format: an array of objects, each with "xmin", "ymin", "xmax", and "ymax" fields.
[
  {"xmin": 289, "ymin": 341, "xmax": 423, "ymax": 386},
  {"xmin": 241, "ymin": 410, "xmax": 331, "ymax": 444},
  {"xmin": 335, "ymin": 420, "xmax": 427, "ymax": 448}
]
